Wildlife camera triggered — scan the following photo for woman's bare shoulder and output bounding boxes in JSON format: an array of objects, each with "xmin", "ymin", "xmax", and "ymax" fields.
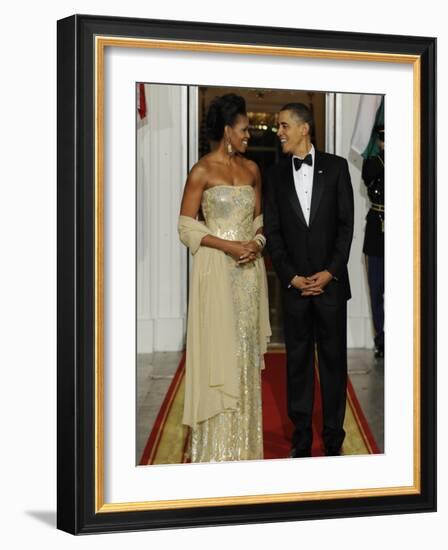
[
  {"xmin": 190, "ymin": 153, "xmax": 219, "ymax": 175},
  {"xmin": 188, "ymin": 157, "xmax": 211, "ymax": 181}
]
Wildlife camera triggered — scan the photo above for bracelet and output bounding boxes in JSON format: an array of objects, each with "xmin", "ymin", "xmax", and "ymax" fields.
[{"xmin": 254, "ymin": 234, "xmax": 266, "ymax": 251}]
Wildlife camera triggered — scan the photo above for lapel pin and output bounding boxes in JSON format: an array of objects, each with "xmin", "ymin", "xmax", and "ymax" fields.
[{"xmin": 318, "ymin": 170, "xmax": 324, "ymax": 174}]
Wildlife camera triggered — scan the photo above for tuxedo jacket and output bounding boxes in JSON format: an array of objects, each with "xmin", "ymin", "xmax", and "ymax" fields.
[{"xmin": 263, "ymin": 151, "xmax": 354, "ymax": 304}]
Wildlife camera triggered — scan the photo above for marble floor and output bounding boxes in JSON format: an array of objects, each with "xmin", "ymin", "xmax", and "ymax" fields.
[{"xmin": 136, "ymin": 349, "xmax": 384, "ymax": 464}]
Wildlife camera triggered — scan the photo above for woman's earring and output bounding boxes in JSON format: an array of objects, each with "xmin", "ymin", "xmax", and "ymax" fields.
[{"xmin": 226, "ymin": 140, "xmax": 233, "ymax": 155}]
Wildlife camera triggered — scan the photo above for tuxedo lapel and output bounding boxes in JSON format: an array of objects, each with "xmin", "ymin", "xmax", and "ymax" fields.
[
  {"xmin": 309, "ymin": 150, "xmax": 326, "ymax": 226},
  {"xmin": 281, "ymin": 159, "xmax": 308, "ymax": 227}
]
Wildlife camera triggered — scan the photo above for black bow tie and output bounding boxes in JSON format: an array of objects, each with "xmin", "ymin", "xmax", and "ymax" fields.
[{"xmin": 293, "ymin": 154, "xmax": 313, "ymax": 171}]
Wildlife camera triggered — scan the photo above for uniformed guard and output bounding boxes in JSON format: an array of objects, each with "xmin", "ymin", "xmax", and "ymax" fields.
[{"xmin": 362, "ymin": 125, "xmax": 384, "ymax": 359}]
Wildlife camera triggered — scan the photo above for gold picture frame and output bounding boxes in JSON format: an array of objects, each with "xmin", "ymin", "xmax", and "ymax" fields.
[{"xmin": 57, "ymin": 14, "xmax": 436, "ymax": 534}]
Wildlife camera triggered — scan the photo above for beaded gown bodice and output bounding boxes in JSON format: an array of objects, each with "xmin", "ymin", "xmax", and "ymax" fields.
[{"xmin": 201, "ymin": 184, "xmax": 255, "ymax": 241}]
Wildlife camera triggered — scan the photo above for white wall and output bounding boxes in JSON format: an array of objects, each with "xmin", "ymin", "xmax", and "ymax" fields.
[
  {"xmin": 2, "ymin": 1, "xmax": 445, "ymax": 549},
  {"xmin": 137, "ymin": 84, "xmax": 188, "ymax": 352}
]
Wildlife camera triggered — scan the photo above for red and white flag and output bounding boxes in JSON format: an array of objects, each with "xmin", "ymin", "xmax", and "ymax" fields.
[{"xmin": 137, "ymin": 83, "xmax": 147, "ymax": 119}]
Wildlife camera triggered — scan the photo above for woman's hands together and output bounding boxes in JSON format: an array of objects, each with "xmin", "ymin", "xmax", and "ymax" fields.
[{"xmin": 225, "ymin": 240, "xmax": 261, "ymax": 264}]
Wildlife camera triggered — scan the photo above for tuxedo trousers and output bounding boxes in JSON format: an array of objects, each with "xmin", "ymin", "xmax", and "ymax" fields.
[{"xmin": 282, "ymin": 291, "xmax": 348, "ymax": 452}]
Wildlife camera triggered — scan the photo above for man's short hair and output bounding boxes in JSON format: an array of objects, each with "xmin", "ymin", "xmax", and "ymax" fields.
[{"xmin": 280, "ymin": 103, "xmax": 314, "ymax": 135}]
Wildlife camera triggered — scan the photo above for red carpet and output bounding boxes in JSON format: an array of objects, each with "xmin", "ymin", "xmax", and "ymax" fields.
[
  {"xmin": 140, "ymin": 351, "xmax": 379, "ymax": 465},
  {"xmin": 262, "ymin": 351, "xmax": 380, "ymax": 458}
]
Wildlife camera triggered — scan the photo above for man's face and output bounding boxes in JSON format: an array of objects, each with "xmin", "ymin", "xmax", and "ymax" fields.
[{"xmin": 277, "ymin": 110, "xmax": 309, "ymax": 154}]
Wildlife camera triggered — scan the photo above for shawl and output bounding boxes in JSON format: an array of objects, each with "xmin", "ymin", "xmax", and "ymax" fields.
[{"xmin": 178, "ymin": 214, "xmax": 271, "ymax": 428}]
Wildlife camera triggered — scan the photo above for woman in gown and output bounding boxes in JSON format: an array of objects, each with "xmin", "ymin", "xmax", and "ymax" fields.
[{"xmin": 178, "ymin": 93, "xmax": 271, "ymax": 463}]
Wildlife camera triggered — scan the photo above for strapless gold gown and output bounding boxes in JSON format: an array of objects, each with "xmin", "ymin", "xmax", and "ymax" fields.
[{"xmin": 189, "ymin": 185, "xmax": 263, "ymax": 462}]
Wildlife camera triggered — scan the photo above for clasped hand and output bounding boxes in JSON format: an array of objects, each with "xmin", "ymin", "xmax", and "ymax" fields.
[
  {"xmin": 292, "ymin": 271, "xmax": 333, "ymax": 296},
  {"xmin": 226, "ymin": 240, "xmax": 260, "ymax": 264}
]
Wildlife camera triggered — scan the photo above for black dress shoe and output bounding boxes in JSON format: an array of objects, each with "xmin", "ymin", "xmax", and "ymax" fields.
[
  {"xmin": 325, "ymin": 447, "xmax": 342, "ymax": 456},
  {"xmin": 289, "ymin": 448, "xmax": 312, "ymax": 458},
  {"xmin": 374, "ymin": 347, "xmax": 384, "ymax": 359}
]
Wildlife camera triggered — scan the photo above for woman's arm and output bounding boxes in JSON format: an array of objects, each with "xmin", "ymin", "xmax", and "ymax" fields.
[
  {"xmin": 179, "ymin": 163, "xmax": 206, "ymax": 218},
  {"xmin": 240, "ymin": 161, "xmax": 264, "ymax": 256},
  {"xmin": 252, "ymin": 161, "xmax": 262, "ymax": 228}
]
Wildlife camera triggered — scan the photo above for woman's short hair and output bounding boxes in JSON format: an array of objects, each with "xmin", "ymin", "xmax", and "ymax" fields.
[{"xmin": 206, "ymin": 93, "xmax": 247, "ymax": 141}]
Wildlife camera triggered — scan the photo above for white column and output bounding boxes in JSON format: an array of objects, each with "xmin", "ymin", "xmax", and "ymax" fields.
[
  {"xmin": 137, "ymin": 84, "xmax": 188, "ymax": 353},
  {"xmin": 335, "ymin": 93, "xmax": 375, "ymax": 349},
  {"xmin": 325, "ymin": 93, "xmax": 336, "ymax": 154}
]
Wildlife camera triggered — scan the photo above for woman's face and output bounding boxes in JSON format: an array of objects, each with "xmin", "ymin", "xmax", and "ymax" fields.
[{"xmin": 225, "ymin": 114, "xmax": 250, "ymax": 154}]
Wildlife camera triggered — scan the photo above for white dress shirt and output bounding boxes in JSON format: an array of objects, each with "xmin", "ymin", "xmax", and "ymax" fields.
[
  {"xmin": 292, "ymin": 144, "xmax": 315, "ymax": 226},
  {"xmin": 288, "ymin": 145, "xmax": 337, "ymax": 287}
]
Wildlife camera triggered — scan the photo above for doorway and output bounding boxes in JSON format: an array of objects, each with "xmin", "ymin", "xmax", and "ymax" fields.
[{"xmin": 196, "ymin": 86, "xmax": 327, "ymax": 344}]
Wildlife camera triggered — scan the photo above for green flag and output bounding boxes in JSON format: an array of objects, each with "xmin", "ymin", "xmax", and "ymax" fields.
[{"xmin": 362, "ymin": 96, "xmax": 384, "ymax": 159}]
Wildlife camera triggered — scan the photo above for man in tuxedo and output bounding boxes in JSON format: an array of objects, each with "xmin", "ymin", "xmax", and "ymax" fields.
[{"xmin": 263, "ymin": 103, "xmax": 354, "ymax": 457}]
